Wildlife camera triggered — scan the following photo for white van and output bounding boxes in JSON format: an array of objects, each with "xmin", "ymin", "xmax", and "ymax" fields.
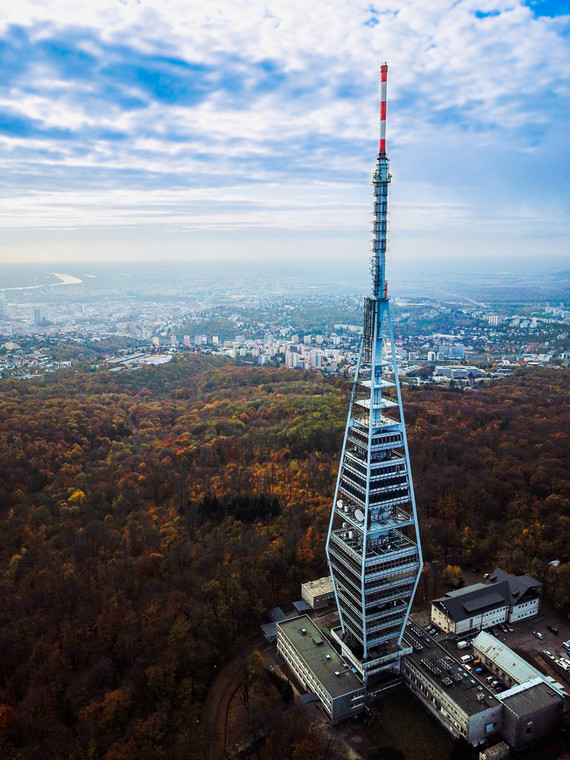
[
  {"xmin": 457, "ymin": 640, "xmax": 469, "ymax": 650},
  {"xmin": 460, "ymin": 654, "xmax": 473, "ymax": 663}
]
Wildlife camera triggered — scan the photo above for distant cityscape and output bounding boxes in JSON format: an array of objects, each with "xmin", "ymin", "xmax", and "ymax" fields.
[{"xmin": 0, "ymin": 266, "xmax": 568, "ymax": 383}]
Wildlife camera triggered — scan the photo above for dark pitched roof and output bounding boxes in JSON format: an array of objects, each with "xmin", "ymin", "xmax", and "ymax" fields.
[
  {"xmin": 462, "ymin": 591, "xmax": 506, "ymax": 613},
  {"xmin": 432, "ymin": 569, "xmax": 542, "ymax": 624},
  {"xmin": 268, "ymin": 607, "xmax": 287, "ymax": 622},
  {"xmin": 488, "ymin": 568, "xmax": 542, "ymax": 605},
  {"xmin": 433, "ymin": 583, "xmax": 510, "ymax": 622}
]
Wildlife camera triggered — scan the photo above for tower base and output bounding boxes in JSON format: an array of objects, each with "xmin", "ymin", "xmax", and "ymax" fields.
[{"xmin": 330, "ymin": 625, "xmax": 412, "ymax": 687}]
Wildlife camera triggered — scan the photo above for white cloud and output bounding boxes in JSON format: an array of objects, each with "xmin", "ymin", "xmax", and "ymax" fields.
[{"xmin": 0, "ymin": 0, "xmax": 569, "ymax": 261}]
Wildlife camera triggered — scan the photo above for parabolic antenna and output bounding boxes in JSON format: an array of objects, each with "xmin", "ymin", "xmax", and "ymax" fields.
[{"xmin": 354, "ymin": 509, "xmax": 364, "ymax": 522}]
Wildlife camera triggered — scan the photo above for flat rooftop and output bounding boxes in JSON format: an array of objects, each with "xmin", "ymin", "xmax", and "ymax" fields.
[
  {"xmin": 302, "ymin": 576, "xmax": 333, "ymax": 594},
  {"xmin": 277, "ymin": 615, "xmax": 363, "ymax": 699},
  {"xmin": 404, "ymin": 622, "xmax": 499, "ymax": 717},
  {"xmin": 497, "ymin": 678, "xmax": 563, "ymax": 717}
]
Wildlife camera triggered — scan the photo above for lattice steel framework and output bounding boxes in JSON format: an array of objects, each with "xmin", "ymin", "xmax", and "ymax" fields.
[{"xmin": 325, "ymin": 64, "xmax": 423, "ymax": 675}]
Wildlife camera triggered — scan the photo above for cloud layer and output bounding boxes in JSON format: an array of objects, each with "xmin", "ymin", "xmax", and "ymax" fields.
[{"xmin": 0, "ymin": 0, "xmax": 569, "ymax": 262}]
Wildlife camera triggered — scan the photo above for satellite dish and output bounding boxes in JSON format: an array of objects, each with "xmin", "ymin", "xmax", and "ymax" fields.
[
  {"xmin": 337, "ymin": 500, "xmax": 344, "ymax": 509},
  {"xmin": 354, "ymin": 509, "xmax": 364, "ymax": 522}
]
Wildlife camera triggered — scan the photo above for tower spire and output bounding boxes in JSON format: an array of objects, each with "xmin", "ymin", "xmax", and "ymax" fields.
[
  {"xmin": 371, "ymin": 63, "xmax": 391, "ymax": 300},
  {"xmin": 379, "ymin": 62, "xmax": 388, "ymax": 158}
]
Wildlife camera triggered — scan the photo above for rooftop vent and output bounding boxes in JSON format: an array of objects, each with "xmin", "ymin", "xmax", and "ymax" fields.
[
  {"xmin": 335, "ymin": 671, "xmax": 340, "ymax": 676},
  {"xmin": 301, "ymin": 628, "xmax": 307, "ymax": 635},
  {"xmin": 326, "ymin": 654, "xmax": 331, "ymax": 660}
]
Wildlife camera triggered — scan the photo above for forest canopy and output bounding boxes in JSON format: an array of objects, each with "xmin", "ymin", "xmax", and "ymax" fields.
[{"xmin": 0, "ymin": 357, "xmax": 568, "ymax": 758}]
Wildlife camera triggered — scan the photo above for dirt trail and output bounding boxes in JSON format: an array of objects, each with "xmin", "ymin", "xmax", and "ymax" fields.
[
  {"xmin": 202, "ymin": 639, "xmax": 259, "ymax": 760},
  {"xmin": 202, "ymin": 635, "xmax": 366, "ymax": 760}
]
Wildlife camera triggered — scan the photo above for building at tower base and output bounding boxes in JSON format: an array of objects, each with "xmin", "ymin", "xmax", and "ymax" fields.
[
  {"xmin": 276, "ymin": 615, "xmax": 366, "ymax": 724},
  {"xmin": 430, "ymin": 569, "xmax": 542, "ymax": 635},
  {"xmin": 402, "ymin": 626, "xmax": 566, "ymax": 749}
]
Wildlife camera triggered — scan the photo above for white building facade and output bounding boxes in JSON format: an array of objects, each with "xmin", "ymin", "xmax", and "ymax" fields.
[{"xmin": 431, "ymin": 570, "xmax": 542, "ymax": 635}]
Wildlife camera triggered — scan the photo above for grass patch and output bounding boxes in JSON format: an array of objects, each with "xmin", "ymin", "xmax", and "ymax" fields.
[{"xmin": 364, "ymin": 688, "xmax": 475, "ymax": 760}]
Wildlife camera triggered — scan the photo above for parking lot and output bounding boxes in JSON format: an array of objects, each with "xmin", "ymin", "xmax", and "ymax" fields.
[
  {"xmin": 413, "ymin": 597, "xmax": 570, "ymax": 686},
  {"xmin": 426, "ymin": 632, "xmax": 507, "ymax": 693}
]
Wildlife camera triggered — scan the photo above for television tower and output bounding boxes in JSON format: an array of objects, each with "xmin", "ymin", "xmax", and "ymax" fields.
[{"xmin": 325, "ymin": 64, "xmax": 423, "ymax": 685}]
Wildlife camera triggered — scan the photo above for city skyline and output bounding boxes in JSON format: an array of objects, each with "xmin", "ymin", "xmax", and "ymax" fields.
[{"xmin": 1, "ymin": 0, "xmax": 569, "ymax": 264}]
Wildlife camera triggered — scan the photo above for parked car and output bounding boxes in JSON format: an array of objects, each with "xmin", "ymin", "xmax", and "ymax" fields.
[
  {"xmin": 533, "ymin": 631, "xmax": 544, "ymax": 639},
  {"xmin": 476, "ymin": 666, "xmax": 484, "ymax": 673},
  {"xmin": 507, "ymin": 625, "xmax": 514, "ymax": 632},
  {"xmin": 548, "ymin": 625, "xmax": 559, "ymax": 635},
  {"xmin": 563, "ymin": 639, "xmax": 570, "ymax": 649}
]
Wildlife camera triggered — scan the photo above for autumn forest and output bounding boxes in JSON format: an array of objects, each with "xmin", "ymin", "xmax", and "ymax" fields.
[{"xmin": 0, "ymin": 356, "xmax": 568, "ymax": 758}]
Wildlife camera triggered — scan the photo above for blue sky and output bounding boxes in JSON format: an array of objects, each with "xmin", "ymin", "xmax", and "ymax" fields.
[{"xmin": 0, "ymin": 0, "xmax": 569, "ymax": 265}]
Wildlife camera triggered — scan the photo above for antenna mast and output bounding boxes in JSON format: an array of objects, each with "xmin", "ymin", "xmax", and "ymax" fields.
[{"xmin": 371, "ymin": 62, "xmax": 390, "ymax": 300}]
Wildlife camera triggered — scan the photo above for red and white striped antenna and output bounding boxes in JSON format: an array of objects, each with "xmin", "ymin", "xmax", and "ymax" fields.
[{"xmin": 379, "ymin": 62, "xmax": 388, "ymax": 157}]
